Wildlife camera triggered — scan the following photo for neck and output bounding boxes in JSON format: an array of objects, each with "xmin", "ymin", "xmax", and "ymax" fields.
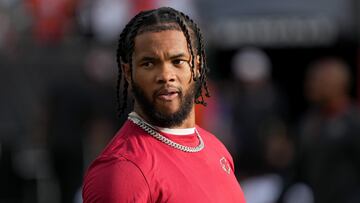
[{"xmin": 180, "ymin": 107, "xmax": 196, "ymax": 128}]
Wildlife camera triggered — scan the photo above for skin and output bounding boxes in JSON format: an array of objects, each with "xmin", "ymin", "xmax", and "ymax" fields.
[
  {"xmin": 305, "ymin": 59, "xmax": 350, "ymax": 108},
  {"xmin": 123, "ymin": 30, "xmax": 200, "ymax": 128}
]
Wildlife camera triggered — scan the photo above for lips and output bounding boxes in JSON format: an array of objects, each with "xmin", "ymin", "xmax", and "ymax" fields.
[{"xmin": 155, "ymin": 87, "xmax": 180, "ymax": 101}]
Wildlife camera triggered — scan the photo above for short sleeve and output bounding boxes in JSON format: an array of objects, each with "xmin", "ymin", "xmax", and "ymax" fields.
[{"xmin": 82, "ymin": 157, "xmax": 152, "ymax": 203}]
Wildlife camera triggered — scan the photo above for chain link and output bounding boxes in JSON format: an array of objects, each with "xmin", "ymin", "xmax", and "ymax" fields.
[{"xmin": 128, "ymin": 115, "xmax": 204, "ymax": 153}]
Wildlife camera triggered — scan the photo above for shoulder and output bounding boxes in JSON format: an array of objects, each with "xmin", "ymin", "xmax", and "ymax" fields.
[
  {"xmin": 100, "ymin": 120, "xmax": 154, "ymax": 158},
  {"xmin": 196, "ymin": 125, "xmax": 237, "ymax": 171},
  {"xmin": 197, "ymin": 125, "xmax": 226, "ymax": 148},
  {"xmin": 82, "ymin": 156, "xmax": 152, "ymax": 203},
  {"xmin": 346, "ymin": 104, "xmax": 360, "ymax": 120},
  {"xmin": 82, "ymin": 121, "xmax": 154, "ymax": 202},
  {"xmin": 197, "ymin": 125, "xmax": 233, "ymax": 157}
]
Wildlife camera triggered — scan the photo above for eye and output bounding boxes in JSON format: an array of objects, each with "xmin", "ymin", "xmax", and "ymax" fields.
[
  {"xmin": 141, "ymin": 61, "xmax": 154, "ymax": 69},
  {"xmin": 173, "ymin": 59, "xmax": 186, "ymax": 65}
]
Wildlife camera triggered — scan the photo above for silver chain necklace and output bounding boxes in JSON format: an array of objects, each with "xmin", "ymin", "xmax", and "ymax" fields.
[{"xmin": 128, "ymin": 114, "xmax": 205, "ymax": 153}]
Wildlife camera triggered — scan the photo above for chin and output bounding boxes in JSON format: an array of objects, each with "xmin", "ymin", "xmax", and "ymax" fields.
[
  {"xmin": 155, "ymin": 103, "xmax": 181, "ymax": 115},
  {"xmin": 155, "ymin": 99, "xmax": 181, "ymax": 111}
]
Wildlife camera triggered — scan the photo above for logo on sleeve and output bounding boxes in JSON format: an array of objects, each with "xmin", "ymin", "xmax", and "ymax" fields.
[{"xmin": 220, "ymin": 157, "xmax": 231, "ymax": 174}]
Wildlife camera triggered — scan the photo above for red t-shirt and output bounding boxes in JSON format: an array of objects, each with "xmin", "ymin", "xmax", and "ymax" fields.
[{"xmin": 82, "ymin": 120, "xmax": 246, "ymax": 203}]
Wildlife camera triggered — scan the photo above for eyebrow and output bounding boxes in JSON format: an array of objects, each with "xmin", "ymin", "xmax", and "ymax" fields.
[
  {"xmin": 139, "ymin": 56, "xmax": 157, "ymax": 62},
  {"xmin": 138, "ymin": 53, "xmax": 188, "ymax": 62},
  {"xmin": 169, "ymin": 53, "xmax": 188, "ymax": 59}
]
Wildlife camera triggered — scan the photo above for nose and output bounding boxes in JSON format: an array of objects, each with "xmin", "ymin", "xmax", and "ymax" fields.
[{"xmin": 155, "ymin": 62, "xmax": 176, "ymax": 84}]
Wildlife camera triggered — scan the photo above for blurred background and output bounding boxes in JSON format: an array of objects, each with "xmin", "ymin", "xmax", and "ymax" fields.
[{"xmin": 1, "ymin": 0, "xmax": 360, "ymax": 202}]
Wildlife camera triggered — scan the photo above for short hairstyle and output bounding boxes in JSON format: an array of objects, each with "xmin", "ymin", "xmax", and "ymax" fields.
[{"xmin": 116, "ymin": 7, "xmax": 210, "ymax": 116}]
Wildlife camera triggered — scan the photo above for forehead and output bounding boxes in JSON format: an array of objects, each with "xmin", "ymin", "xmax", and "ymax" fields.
[{"xmin": 133, "ymin": 30, "xmax": 189, "ymax": 58}]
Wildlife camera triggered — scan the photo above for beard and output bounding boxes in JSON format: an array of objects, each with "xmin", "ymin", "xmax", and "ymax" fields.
[{"xmin": 131, "ymin": 80, "xmax": 200, "ymax": 128}]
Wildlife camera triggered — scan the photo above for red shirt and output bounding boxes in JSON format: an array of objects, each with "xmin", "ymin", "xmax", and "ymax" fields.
[{"xmin": 83, "ymin": 120, "xmax": 246, "ymax": 203}]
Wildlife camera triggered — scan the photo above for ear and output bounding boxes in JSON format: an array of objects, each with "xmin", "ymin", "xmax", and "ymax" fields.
[
  {"xmin": 195, "ymin": 55, "xmax": 201, "ymax": 77},
  {"xmin": 122, "ymin": 63, "xmax": 132, "ymax": 84}
]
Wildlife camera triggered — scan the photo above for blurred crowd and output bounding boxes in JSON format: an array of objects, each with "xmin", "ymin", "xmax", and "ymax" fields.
[{"xmin": 1, "ymin": 0, "xmax": 360, "ymax": 203}]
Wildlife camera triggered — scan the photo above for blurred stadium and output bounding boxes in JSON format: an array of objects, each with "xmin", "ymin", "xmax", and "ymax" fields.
[{"xmin": 1, "ymin": 0, "xmax": 360, "ymax": 202}]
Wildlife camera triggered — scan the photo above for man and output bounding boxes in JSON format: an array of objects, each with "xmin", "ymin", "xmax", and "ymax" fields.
[
  {"xmin": 297, "ymin": 57, "xmax": 360, "ymax": 203},
  {"xmin": 82, "ymin": 7, "xmax": 245, "ymax": 203}
]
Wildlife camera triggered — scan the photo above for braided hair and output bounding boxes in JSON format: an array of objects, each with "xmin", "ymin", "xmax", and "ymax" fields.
[{"xmin": 116, "ymin": 7, "xmax": 210, "ymax": 117}]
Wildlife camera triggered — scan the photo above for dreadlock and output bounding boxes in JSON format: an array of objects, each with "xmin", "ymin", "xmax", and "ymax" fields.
[{"xmin": 116, "ymin": 7, "xmax": 210, "ymax": 117}]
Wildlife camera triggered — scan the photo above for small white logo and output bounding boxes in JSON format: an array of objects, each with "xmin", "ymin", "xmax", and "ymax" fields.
[{"xmin": 220, "ymin": 157, "xmax": 231, "ymax": 174}]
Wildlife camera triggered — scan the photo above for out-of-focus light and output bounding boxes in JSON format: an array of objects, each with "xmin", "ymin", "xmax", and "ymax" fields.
[{"xmin": 210, "ymin": 16, "xmax": 338, "ymax": 48}]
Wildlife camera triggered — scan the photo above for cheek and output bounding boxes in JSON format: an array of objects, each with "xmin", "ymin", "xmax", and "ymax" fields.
[
  {"xmin": 132, "ymin": 71, "xmax": 156, "ymax": 96},
  {"xmin": 177, "ymin": 67, "xmax": 193, "ymax": 82},
  {"xmin": 133, "ymin": 68, "xmax": 151, "ymax": 84}
]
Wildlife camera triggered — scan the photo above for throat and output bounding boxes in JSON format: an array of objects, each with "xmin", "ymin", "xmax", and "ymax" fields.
[{"xmin": 129, "ymin": 111, "xmax": 195, "ymax": 135}]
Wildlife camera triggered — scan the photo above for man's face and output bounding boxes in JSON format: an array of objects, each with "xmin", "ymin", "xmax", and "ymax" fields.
[
  {"xmin": 125, "ymin": 29, "xmax": 199, "ymax": 127},
  {"xmin": 305, "ymin": 63, "xmax": 348, "ymax": 105}
]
